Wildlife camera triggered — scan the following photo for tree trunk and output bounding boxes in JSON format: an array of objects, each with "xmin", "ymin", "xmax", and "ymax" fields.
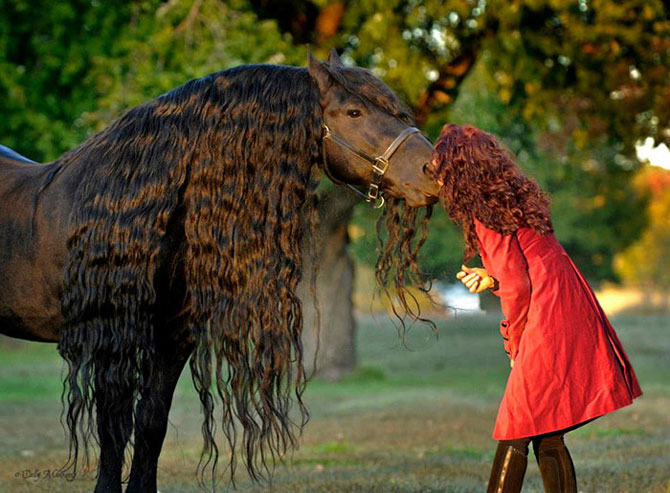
[{"xmin": 299, "ymin": 191, "xmax": 358, "ymax": 381}]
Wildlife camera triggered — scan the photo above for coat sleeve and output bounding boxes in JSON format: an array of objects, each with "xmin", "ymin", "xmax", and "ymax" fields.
[{"xmin": 474, "ymin": 218, "xmax": 531, "ymax": 360}]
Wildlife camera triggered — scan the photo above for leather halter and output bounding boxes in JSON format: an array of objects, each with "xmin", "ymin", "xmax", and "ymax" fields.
[{"xmin": 321, "ymin": 124, "xmax": 422, "ymax": 208}]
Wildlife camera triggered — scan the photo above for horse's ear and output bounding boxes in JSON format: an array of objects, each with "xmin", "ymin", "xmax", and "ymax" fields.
[
  {"xmin": 328, "ymin": 48, "xmax": 344, "ymax": 67},
  {"xmin": 308, "ymin": 49, "xmax": 332, "ymax": 95}
]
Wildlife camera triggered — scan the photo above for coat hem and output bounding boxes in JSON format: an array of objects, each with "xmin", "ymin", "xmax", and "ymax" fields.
[{"xmin": 491, "ymin": 392, "xmax": 641, "ymax": 441}]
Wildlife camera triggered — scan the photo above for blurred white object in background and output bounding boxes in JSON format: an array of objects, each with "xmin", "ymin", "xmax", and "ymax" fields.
[
  {"xmin": 637, "ymin": 137, "xmax": 670, "ymax": 170},
  {"xmin": 437, "ymin": 282, "xmax": 485, "ymax": 315}
]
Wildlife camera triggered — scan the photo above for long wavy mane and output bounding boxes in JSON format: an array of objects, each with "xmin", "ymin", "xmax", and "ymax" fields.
[
  {"xmin": 58, "ymin": 64, "xmax": 321, "ymax": 483},
  {"xmin": 432, "ymin": 124, "xmax": 552, "ymax": 261},
  {"xmin": 56, "ymin": 61, "xmax": 433, "ymax": 486},
  {"xmin": 375, "ymin": 198, "xmax": 433, "ymax": 333}
]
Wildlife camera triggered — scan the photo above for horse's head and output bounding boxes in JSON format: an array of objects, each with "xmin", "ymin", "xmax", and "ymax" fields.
[{"xmin": 308, "ymin": 50, "xmax": 439, "ymax": 208}]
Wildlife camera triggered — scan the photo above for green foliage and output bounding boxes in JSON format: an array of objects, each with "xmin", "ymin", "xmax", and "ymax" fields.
[
  {"xmin": 83, "ymin": 0, "xmax": 306, "ymax": 132},
  {"xmin": 0, "ymin": 0, "xmax": 141, "ymax": 160},
  {"xmin": 340, "ymin": 0, "xmax": 488, "ymax": 105},
  {"xmin": 1, "ymin": 0, "xmax": 666, "ymax": 282},
  {"xmin": 352, "ymin": 58, "xmax": 647, "ymax": 281},
  {"xmin": 0, "ymin": 0, "xmax": 303, "ymax": 161},
  {"xmin": 341, "ymin": 0, "xmax": 665, "ymax": 282},
  {"xmin": 341, "ymin": 0, "xmax": 670, "ymax": 150}
]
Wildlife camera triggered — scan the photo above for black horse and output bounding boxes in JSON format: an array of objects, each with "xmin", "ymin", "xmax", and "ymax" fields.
[{"xmin": 0, "ymin": 50, "xmax": 438, "ymax": 492}]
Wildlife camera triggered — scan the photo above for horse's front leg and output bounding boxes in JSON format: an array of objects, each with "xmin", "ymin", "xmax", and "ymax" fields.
[
  {"xmin": 126, "ymin": 341, "xmax": 192, "ymax": 493},
  {"xmin": 94, "ymin": 370, "xmax": 134, "ymax": 493}
]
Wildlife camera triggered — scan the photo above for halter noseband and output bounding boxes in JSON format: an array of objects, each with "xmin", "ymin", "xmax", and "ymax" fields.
[{"xmin": 321, "ymin": 124, "xmax": 422, "ymax": 208}]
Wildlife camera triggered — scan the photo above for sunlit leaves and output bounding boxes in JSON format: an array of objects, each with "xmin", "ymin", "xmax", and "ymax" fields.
[
  {"xmin": 339, "ymin": 0, "xmax": 668, "ymax": 153},
  {"xmin": 615, "ymin": 167, "xmax": 670, "ymax": 290}
]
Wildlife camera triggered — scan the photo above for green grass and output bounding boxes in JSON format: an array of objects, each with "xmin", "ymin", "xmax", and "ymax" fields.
[{"xmin": 1, "ymin": 314, "xmax": 669, "ymax": 492}]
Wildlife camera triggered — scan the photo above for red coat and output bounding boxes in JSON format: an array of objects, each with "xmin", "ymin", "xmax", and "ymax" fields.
[{"xmin": 474, "ymin": 218, "xmax": 642, "ymax": 440}]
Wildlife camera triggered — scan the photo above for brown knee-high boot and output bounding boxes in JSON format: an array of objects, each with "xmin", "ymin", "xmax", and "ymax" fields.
[
  {"xmin": 533, "ymin": 435, "xmax": 577, "ymax": 493},
  {"xmin": 487, "ymin": 440, "xmax": 529, "ymax": 493}
]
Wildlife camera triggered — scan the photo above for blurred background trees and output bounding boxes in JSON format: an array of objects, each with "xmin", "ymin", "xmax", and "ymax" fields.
[
  {"xmin": 2, "ymin": 0, "xmax": 668, "ymax": 377},
  {"xmin": 615, "ymin": 166, "xmax": 670, "ymax": 298}
]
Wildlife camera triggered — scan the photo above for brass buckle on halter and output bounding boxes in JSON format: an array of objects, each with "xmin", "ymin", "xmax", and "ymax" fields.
[
  {"xmin": 368, "ymin": 182, "xmax": 380, "ymax": 200},
  {"xmin": 321, "ymin": 124, "xmax": 421, "ymax": 210},
  {"xmin": 369, "ymin": 158, "xmax": 388, "ymax": 208},
  {"xmin": 366, "ymin": 183, "xmax": 385, "ymax": 208},
  {"xmin": 372, "ymin": 157, "xmax": 390, "ymax": 175}
]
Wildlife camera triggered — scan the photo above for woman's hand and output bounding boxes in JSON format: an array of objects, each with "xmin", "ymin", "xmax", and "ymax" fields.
[{"xmin": 456, "ymin": 264, "xmax": 498, "ymax": 293}]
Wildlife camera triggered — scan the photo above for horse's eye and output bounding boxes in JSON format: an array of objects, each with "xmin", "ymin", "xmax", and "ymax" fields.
[{"xmin": 347, "ymin": 109, "xmax": 362, "ymax": 118}]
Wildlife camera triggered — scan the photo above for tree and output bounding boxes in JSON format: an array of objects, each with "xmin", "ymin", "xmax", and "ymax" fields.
[
  {"xmin": 0, "ymin": 0, "xmax": 307, "ymax": 161},
  {"xmin": 79, "ymin": 0, "xmax": 307, "ymax": 132},
  {"xmin": 344, "ymin": 0, "xmax": 668, "ymax": 280},
  {"xmin": 2, "ymin": 0, "xmax": 668, "ymax": 378},
  {"xmin": 255, "ymin": 0, "xmax": 668, "ymax": 377},
  {"xmin": 247, "ymin": 0, "xmax": 494, "ymax": 377},
  {"xmin": 614, "ymin": 166, "xmax": 670, "ymax": 308},
  {"xmin": 299, "ymin": 187, "xmax": 358, "ymax": 380},
  {"xmin": 0, "ymin": 0, "xmax": 142, "ymax": 160}
]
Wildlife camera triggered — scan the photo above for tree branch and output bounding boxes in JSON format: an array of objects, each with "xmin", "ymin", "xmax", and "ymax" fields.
[
  {"xmin": 315, "ymin": 3, "xmax": 346, "ymax": 44},
  {"xmin": 415, "ymin": 51, "xmax": 478, "ymax": 126}
]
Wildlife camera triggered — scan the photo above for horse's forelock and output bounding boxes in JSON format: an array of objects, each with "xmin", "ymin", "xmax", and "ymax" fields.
[{"xmin": 323, "ymin": 63, "xmax": 414, "ymax": 125}]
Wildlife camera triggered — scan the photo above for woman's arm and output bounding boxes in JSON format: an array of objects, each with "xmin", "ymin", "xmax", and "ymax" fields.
[{"xmin": 474, "ymin": 218, "xmax": 532, "ymax": 361}]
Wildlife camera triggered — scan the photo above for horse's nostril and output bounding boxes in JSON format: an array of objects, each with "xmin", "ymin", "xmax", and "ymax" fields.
[{"xmin": 422, "ymin": 162, "xmax": 431, "ymax": 176}]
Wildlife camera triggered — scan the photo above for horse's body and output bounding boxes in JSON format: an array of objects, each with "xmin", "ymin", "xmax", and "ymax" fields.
[
  {"xmin": 1, "ymin": 145, "xmax": 197, "ymax": 492},
  {"xmin": 0, "ymin": 52, "xmax": 438, "ymax": 492},
  {"xmin": 0, "ymin": 153, "xmax": 69, "ymax": 341},
  {"xmin": 0, "ymin": 147, "xmax": 190, "ymax": 343}
]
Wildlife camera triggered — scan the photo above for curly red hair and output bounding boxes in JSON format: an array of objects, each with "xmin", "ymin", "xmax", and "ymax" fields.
[{"xmin": 432, "ymin": 124, "xmax": 553, "ymax": 261}]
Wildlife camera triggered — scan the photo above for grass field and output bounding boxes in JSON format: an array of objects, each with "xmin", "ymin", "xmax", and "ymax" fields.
[{"xmin": 1, "ymin": 314, "xmax": 668, "ymax": 492}]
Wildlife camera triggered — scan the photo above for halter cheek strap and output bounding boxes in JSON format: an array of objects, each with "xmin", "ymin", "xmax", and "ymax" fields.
[{"xmin": 321, "ymin": 125, "xmax": 422, "ymax": 209}]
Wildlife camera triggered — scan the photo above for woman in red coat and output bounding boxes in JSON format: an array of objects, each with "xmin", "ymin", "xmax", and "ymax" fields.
[{"xmin": 431, "ymin": 124, "xmax": 642, "ymax": 493}]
